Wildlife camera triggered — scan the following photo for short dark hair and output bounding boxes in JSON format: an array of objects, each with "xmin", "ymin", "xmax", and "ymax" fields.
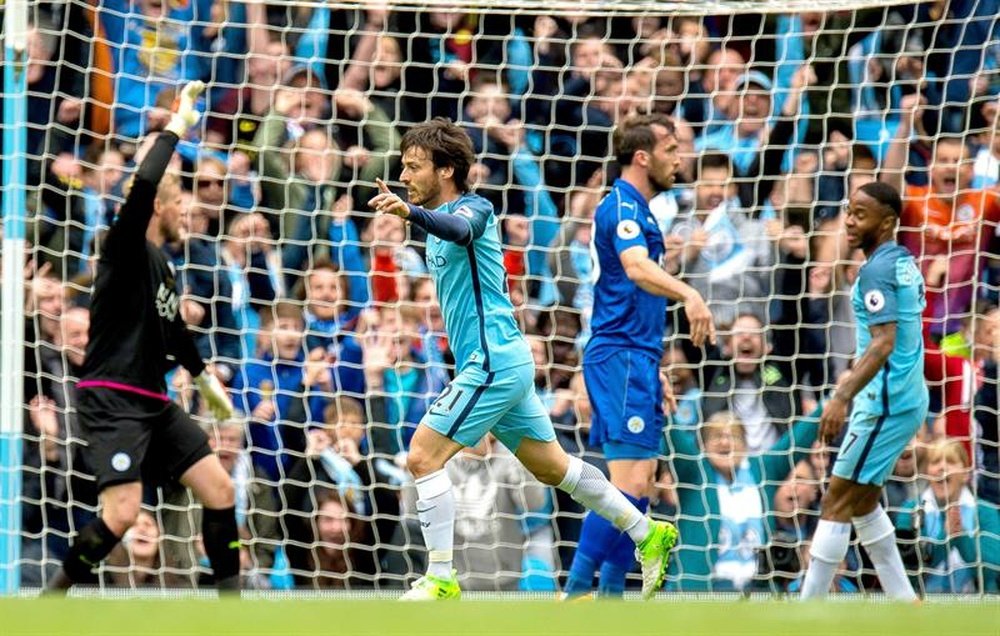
[
  {"xmin": 613, "ymin": 113, "xmax": 675, "ymax": 167},
  {"xmin": 400, "ymin": 118, "xmax": 475, "ymax": 192},
  {"xmin": 858, "ymin": 181, "xmax": 902, "ymax": 218}
]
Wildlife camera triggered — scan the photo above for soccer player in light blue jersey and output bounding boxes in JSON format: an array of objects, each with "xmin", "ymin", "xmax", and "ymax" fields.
[
  {"xmin": 800, "ymin": 182, "xmax": 927, "ymax": 601},
  {"xmin": 368, "ymin": 118, "xmax": 677, "ymax": 601},
  {"xmin": 566, "ymin": 113, "xmax": 716, "ymax": 598}
]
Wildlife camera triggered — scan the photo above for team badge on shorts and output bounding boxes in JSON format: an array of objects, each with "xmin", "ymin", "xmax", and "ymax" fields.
[
  {"xmin": 627, "ymin": 416, "xmax": 645, "ymax": 434},
  {"xmin": 111, "ymin": 452, "xmax": 132, "ymax": 472}
]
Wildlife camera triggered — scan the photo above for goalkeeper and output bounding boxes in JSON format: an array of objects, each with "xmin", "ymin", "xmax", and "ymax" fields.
[{"xmin": 47, "ymin": 82, "xmax": 241, "ymax": 592}]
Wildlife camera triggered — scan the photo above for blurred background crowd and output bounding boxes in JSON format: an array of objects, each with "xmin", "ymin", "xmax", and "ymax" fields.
[{"xmin": 3, "ymin": 0, "xmax": 1000, "ymax": 594}]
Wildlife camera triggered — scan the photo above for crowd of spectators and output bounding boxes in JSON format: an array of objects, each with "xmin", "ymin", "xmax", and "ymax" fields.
[{"xmin": 6, "ymin": 0, "xmax": 1000, "ymax": 593}]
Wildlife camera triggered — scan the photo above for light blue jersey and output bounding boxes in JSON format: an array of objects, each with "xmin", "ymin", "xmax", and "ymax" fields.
[
  {"xmin": 420, "ymin": 193, "xmax": 551, "ymax": 452},
  {"xmin": 850, "ymin": 241, "xmax": 928, "ymax": 415},
  {"xmin": 424, "ymin": 193, "xmax": 532, "ymax": 373},
  {"xmin": 835, "ymin": 240, "xmax": 929, "ymax": 486}
]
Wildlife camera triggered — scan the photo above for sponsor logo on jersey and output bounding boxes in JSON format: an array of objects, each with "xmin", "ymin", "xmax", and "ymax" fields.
[{"xmin": 156, "ymin": 282, "xmax": 180, "ymax": 321}]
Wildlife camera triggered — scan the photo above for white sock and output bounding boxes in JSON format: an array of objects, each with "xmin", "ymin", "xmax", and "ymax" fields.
[
  {"xmin": 800, "ymin": 519, "xmax": 851, "ymax": 600},
  {"xmin": 557, "ymin": 456, "xmax": 649, "ymax": 543},
  {"xmin": 854, "ymin": 506, "xmax": 918, "ymax": 601},
  {"xmin": 414, "ymin": 469, "xmax": 455, "ymax": 579}
]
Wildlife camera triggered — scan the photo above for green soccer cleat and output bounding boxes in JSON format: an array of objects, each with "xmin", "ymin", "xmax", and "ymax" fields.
[
  {"xmin": 399, "ymin": 571, "xmax": 462, "ymax": 601},
  {"xmin": 635, "ymin": 519, "xmax": 679, "ymax": 600}
]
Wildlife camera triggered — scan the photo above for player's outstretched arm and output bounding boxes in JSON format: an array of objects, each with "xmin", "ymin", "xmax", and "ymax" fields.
[
  {"xmin": 620, "ymin": 245, "xmax": 716, "ymax": 347},
  {"xmin": 819, "ymin": 322, "xmax": 897, "ymax": 442},
  {"xmin": 111, "ymin": 81, "xmax": 205, "ymax": 251},
  {"xmin": 367, "ymin": 178, "xmax": 482, "ymax": 246}
]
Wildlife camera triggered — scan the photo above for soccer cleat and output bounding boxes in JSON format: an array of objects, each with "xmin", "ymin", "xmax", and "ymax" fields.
[
  {"xmin": 557, "ymin": 590, "xmax": 595, "ymax": 603},
  {"xmin": 635, "ymin": 519, "xmax": 679, "ymax": 600},
  {"xmin": 399, "ymin": 571, "xmax": 461, "ymax": 601}
]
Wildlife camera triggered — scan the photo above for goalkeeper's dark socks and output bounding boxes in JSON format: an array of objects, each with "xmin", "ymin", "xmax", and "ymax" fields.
[
  {"xmin": 202, "ymin": 506, "xmax": 241, "ymax": 590},
  {"xmin": 50, "ymin": 518, "xmax": 121, "ymax": 590}
]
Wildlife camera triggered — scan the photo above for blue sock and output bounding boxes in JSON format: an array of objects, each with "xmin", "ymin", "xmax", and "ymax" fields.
[
  {"xmin": 599, "ymin": 494, "xmax": 648, "ymax": 598},
  {"xmin": 564, "ymin": 510, "xmax": 622, "ymax": 595}
]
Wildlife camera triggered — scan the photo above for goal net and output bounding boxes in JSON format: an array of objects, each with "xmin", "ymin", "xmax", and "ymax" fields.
[{"xmin": 5, "ymin": 0, "xmax": 999, "ymax": 594}]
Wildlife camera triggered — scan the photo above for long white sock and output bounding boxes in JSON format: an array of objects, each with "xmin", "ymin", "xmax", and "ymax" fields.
[
  {"xmin": 854, "ymin": 506, "xmax": 918, "ymax": 601},
  {"xmin": 557, "ymin": 456, "xmax": 649, "ymax": 543},
  {"xmin": 800, "ymin": 519, "xmax": 851, "ymax": 600},
  {"xmin": 415, "ymin": 469, "xmax": 455, "ymax": 579}
]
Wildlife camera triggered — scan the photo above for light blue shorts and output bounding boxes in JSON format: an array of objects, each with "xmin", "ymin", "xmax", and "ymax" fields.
[
  {"xmin": 421, "ymin": 362, "xmax": 556, "ymax": 452},
  {"xmin": 832, "ymin": 404, "xmax": 927, "ymax": 486}
]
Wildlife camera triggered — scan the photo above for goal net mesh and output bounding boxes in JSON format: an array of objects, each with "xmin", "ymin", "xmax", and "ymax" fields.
[{"xmin": 6, "ymin": 0, "xmax": 1000, "ymax": 594}]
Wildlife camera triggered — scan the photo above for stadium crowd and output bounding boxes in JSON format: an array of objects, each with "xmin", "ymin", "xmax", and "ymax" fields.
[{"xmin": 4, "ymin": 0, "xmax": 1000, "ymax": 594}]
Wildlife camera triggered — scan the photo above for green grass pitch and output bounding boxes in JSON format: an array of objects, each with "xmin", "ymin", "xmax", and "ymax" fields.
[{"xmin": 1, "ymin": 598, "xmax": 998, "ymax": 636}]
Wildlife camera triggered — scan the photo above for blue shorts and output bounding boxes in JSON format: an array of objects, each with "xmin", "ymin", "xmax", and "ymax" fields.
[
  {"xmin": 832, "ymin": 404, "xmax": 927, "ymax": 487},
  {"xmin": 421, "ymin": 362, "xmax": 555, "ymax": 452},
  {"xmin": 584, "ymin": 349, "xmax": 663, "ymax": 456}
]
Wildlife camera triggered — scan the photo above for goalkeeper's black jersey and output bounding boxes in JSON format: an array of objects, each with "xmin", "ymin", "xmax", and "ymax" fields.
[{"xmin": 79, "ymin": 132, "xmax": 204, "ymax": 394}]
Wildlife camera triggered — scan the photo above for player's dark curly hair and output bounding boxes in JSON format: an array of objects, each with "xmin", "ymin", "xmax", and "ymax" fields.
[
  {"xmin": 613, "ymin": 113, "xmax": 676, "ymax": 167},
  {"xmin": 858, "ymin": 181, "xmax": 902, "ymax": 218},
  {"xmin": 400, "ymin": 118, "xmax": 475, "ymax": 192}
]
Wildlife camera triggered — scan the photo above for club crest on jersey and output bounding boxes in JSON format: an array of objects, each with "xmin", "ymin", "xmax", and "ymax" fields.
[
  {"xmin": 865, "ymin": 290, "xmax": 885, "ymax": 313},
  {"xmin": 156, "ymin": 282, "xmax": 180, "ymax": 321},
  {"xmin": 455, "ymin": 205, "xmax": 474, "ymax": 220},
  {"xmin": 617, "ymin": 220, "xmax": 640, "ymax": 240}
]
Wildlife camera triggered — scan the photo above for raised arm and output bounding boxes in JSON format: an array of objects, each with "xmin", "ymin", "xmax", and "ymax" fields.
[
  {"xmin": 108, "ymin": 133, "xmax": 179, "ymax": 252},
  {"xmin": 367, "ymin": 178, "xmax": 488, "ymax": 246},
  {"xmin": 879, "ymin": 93, "xmax": 923, "ymax": 194},
  {"xmin": 105, "ymin": 82, "xmax": 205, "ymax": 259}
]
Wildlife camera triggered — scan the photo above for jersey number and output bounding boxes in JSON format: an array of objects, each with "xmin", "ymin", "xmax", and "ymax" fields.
[
  {"xmin": 841, "ymin": 432, "xmax": 860, "ymax": 455},
  {"xmin": 433, "ymin": 385, "xmax": 465, "ymax": 413}
]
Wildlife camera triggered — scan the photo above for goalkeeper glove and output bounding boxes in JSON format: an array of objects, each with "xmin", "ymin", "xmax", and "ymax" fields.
[
  {"xmin": 164, "ymin": 80, "xmax": 206, "ymax": 138},
  {"xmin": 195, "ymin": 370, "xmax": 234, "ymax": 421}
]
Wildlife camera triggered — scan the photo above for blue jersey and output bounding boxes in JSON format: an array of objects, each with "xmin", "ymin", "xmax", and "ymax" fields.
[
  {"xmin": 586, "ymin": 178, "xmax": 666, "ymax": 360},
  {"xmin": 425, "ymin": 193, "xmax": 532, "ymax": 373},
  {"xmin": 851, "ymin": 241, "xmax": 928, "ymax": 415}
]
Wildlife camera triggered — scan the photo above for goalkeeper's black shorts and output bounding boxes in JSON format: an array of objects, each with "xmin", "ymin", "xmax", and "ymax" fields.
[{"xmin": 76, "ymin": 384, "xmax": 212, "ymax": 492}]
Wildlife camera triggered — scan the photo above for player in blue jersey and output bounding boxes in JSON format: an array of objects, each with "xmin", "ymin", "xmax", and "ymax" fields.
[
  {"xmin": 565, "ymin": 113, "xmax": 715, "ymax": 598},
  {"xmin": 368, "ymin": 118, "xmax": 677, "ymax": 601},
  {"xmin": 800, "ymin": 182, "xmax": 927, "ymax": 601}
]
